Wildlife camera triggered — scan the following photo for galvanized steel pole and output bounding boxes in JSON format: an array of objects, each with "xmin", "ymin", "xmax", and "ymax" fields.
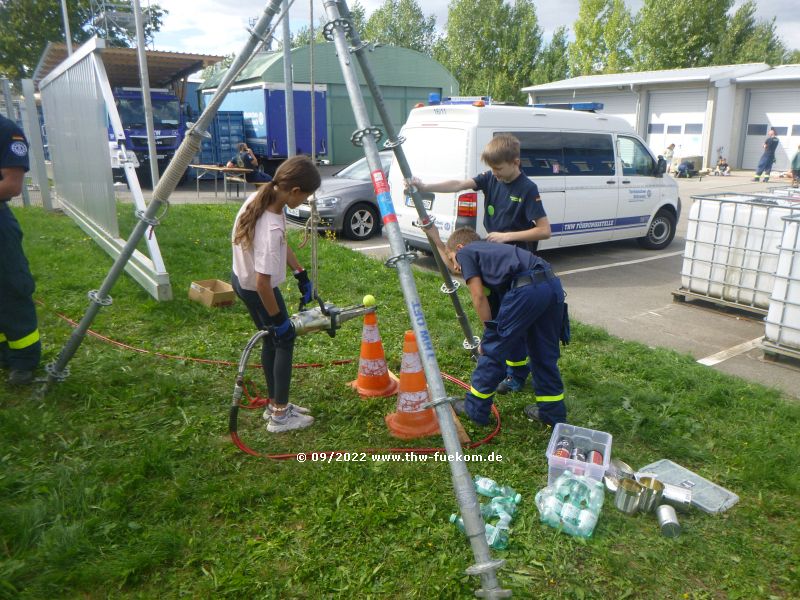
[
  {"xmin": 282, "ymin": 0, "xmax": 296, "ymax": 157},
  {"xmin": 321, "ymin": 2, "xmax": 509, "ymax": 597},
  {"xmin": 132, "ymin": 0, "xmax": 160, "ymax": 187}
]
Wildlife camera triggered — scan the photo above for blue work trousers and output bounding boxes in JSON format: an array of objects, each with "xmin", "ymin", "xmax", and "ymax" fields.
[
  {"xmin": 465, "ymin": 276, "xmax": 566, "ymax": 426},
  {"xmin": 0, "ymin": 204, "xmax": 41, "ymax": 371}
]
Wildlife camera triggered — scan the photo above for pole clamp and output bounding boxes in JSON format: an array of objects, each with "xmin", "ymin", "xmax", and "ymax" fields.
[
  {"xmin": 322, "ymin": 19, "xmax": 352, "ymax": 41},
  {"xmin": 384, "ymin": 252, "xmax": 417, "ymax": 269},
  {"xmin": 441, "ymin": 281, "xmax": 461, "ymax": 295},
  {"xmin": 44, "ymin": 361, "xmax": 70, "ymax": 382},
  {"xmin": 383, "ymin": 136, "xmax": 405, "ymax": 149},
  {"xmin": 349, "ymin": 41, "xmax": 370, "ymax": 53},
  {"xmin": 463, "ymin": 335, "xmax": 481, "ymax": 351},
  {"xmin": 421, "ymin": 396, "xmax": 460, "ymax": 410},
  {"xmin": 88, "ymin": 290, "xmax": 113, "ymax": 307},
  {"xmin": 136, "ymin": 210, "xmax": 160, "ymax": 227},
  {"xmin": 351, "ymin": 127, "xmax": 382, "ymax": 147}
]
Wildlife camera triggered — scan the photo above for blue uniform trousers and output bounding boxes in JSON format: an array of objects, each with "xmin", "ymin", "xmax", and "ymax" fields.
[
  {"xmin": 0, "ymin": 204, "xmax": 41, "ymax": 371},
  {"xmin": 465, "ymin": 274, "xmax": 566, "ymax": 426},
  {"xmin": 755, "ymin": 154, "xmax": 775, "ymax": 177}
]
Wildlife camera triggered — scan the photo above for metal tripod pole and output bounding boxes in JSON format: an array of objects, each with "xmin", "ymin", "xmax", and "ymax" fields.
[
  {"xmin": 42, "ymin": 0, "xmax": 288, "ymax": 392},
  {"xmin": 322, "ymin": 2, "xmax": 509, "ymax": 597},
  {"xmin": 336, "ymin": 2, "xmax": 479, "ymax": 360}
]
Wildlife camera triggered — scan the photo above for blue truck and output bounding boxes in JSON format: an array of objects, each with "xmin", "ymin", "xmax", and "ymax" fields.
[
  {"xmin": 110, "ymin": 87, "xmax": 187, "ymax": 181},
  {"xmin": 201, "ymin": 83, "xmax": 327, "ymax": 173}
]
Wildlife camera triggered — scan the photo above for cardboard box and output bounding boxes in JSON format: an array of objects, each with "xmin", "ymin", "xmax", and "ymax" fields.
[{"xmin": 188, "ymin": 279, "xmax": 235, "ymax": 308}]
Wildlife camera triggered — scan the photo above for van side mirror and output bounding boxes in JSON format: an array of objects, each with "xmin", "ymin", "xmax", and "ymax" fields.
[{"xmin": 656, "ymin": 156, "xmax": 667, "ymax": 177}]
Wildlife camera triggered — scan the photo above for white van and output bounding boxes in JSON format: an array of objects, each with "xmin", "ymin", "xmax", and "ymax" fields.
[{"xmin": 389, "ymin": 103, "xmax": 681, "ymax": 251}]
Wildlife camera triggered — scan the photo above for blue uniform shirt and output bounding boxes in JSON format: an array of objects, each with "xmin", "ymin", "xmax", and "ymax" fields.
[
  {"xmin": 0, "ymin": 115, "xmax": 29, "ymax": 201},
  {"xmin": 473, "ymin": 171, "xmax": 546, "ymax": 234},
  {"xmin": 457, "ymin": 241, "xmax": 551, "ymax": 296},
  {"xmin": 763, "ymin": 136, "xmax": 778, "ymax": 158}
]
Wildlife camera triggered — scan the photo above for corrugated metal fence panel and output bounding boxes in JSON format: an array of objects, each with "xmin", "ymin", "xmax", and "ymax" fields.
[{"xmin": 40, "ymin": 53, "xmax": 118, "ymax": 237}]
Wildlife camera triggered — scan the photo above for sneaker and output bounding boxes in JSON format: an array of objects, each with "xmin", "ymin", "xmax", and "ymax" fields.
[
  {"xmin": 523, "ymin": 404, "xmax": 543, "ymax": 423},
  {"xmin": 762, "ymin": 178, "xmax": 769, "ymax": 183},
  {"xmin": 453, "ymin": 399, "xmax": 466, "ymax": 416},
  {"xmin": 496, "ymin": 376, "xmax": 525, "ymax": 395},
  {"xmin": 752, "ymin": 177, "xmax": 760, "ymax": 182},
  {"xmin": 7, "ymin": 369, "xmax": 35, "ymax": 386},
  {"xmin": 266, "ymin": 405, "xmax": 315, "ymax": 432},
  {"xmin": 262, "ymin": 402, "xmax": 311, "ymax": 422}
]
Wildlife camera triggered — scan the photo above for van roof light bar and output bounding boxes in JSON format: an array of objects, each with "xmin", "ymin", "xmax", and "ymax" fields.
[
  {"xmin": 440, "ymin": 95, "xmax": 491, "ymax": 105},
  {"xmin": 532, "ymin": 101, "xmax": 604, "ymax": 112}
]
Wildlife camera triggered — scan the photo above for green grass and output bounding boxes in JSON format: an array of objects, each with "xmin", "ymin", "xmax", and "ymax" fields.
[{"xmin": 1, "ymin": 204, "xmax": 798, "ymax": 599}]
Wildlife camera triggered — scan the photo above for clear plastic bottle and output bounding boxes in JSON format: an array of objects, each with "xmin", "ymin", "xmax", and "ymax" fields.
[
  {"xmin": 449, "ymin": 514, "xmax": 510, "ymax": 550},
  {"xmin": 588, "ymin": 478, "xmax": 605, "ymax": 512},
  {"xmin": 535, "ymin": 487, "xmax": 563, "ymax": 528},
  {"xmin": 473, "ymin": 476, "xmax": 520, "ymax": 501}
]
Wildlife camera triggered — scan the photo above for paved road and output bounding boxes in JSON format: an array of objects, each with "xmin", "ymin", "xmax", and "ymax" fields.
[{"xmin": 336, "ymin": 172, "xmax": 800, "ymax": 401}]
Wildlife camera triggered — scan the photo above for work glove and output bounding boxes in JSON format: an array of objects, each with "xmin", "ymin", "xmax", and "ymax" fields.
[
  {"xmin": 294, "ymin": 269, "xmax": 314, "ymax": 305},
  {"xmin": 271, "ymin": 314, "xmax": 295, "ymax": 342}
]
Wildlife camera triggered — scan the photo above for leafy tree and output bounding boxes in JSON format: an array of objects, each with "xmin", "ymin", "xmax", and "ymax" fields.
[
  {"xmin": 569, "ymin": 0, "xmax": 633, "ymax": 75},
  {"xmin": 787, "ymin": 49, "xmax": 800, "ymax": 64},
  {"xmin": 531, "ymin": 26, "xmax": 570, "ymax": 85},
  {"xmin": 364, "ymin": 0, "xmax": 437, "ymax": 54},
  {"xmin": 292, "ymin": 1, "xmax": 366, "ymax": 48},
  {"xmin": 713, "ymin": 1, "xmax": 786, "ymax": 65},
  {"xmin": 435, "ymin": 0, "xmax": 541, "ymax": 104},
  {"xmin": 0, "ymin": 0, "xmax": 165, "ymax": 81},
  {"xmin": 631, "ymin": 0, "xmax": 732, "ymax": 70}
]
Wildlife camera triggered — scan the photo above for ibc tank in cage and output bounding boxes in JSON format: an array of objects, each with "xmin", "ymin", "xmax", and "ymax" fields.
[
  {"xmin": 680, "ymin": 193, "xmax": 800, "ymax": 312},
  {"xmin": 763, "ymin": 215, "xmax": 800, "ymax": 359}
]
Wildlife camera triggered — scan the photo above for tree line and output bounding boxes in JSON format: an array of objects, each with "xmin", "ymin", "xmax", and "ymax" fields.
[{"xmin": 1, "ymin": 0, "xmax": 798, "ymax": 105}]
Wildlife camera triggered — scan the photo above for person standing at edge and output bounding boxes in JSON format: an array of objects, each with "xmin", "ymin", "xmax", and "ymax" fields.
[
  {"xmin": 753, "ymin": 128, "xmax": 779, "ymax": 183},
  {"xmin": 0, "ymin": 114, "xmax": 41, "ymax": 385},
  {"xmin": 231, "ymin": 155, "xmax": 320, "ymax": 432},
  {"xmin": 410, "ymin": 134, "xmax": 551, "ymax": 400}
]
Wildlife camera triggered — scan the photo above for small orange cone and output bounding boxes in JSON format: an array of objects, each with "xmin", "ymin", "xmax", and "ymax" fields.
[
  {"xmin": 349, "ymin": 311, "xmax": 399, "ymax": 398},
  {"xmin": 385, "ymin": 331, "xmax": 441, "ymax": 439}
]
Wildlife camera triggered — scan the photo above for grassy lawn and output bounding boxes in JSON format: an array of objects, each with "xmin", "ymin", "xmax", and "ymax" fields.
[{"xmin": 1, "ymin": 204, "xmax": 798, "ymax": 599}]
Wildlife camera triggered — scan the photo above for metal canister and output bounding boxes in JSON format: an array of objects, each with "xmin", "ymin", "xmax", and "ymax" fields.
[
  {"xmin": 554, "ymin": 436, "xmax": 573, "ymax": 459},
  {"xmin": 656, "ymin": 504, "xmax": 681, "ymax": 537},
  {"xmin": 570, "ymin": 447, "xmax": 587, "ymax": 462},
  {"xmin": 614, "ymin": 478, "xmax": 644, "ymax": 515},
  {"xmin": 587, "ymin": 450, "xmax": 603, "ymax": 465},
  {"xmin": 660, "ymin": 482, "xmax": 693, "ymax": 512}
]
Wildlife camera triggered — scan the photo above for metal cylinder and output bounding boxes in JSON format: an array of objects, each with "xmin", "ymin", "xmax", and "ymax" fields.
[
  {"xmin": 637, "ymin": 476, "xmax": 665, "ymax": 514},
  {"xmin": 614, "ymin": 478, "xmax": 643, "ymax": 515},
  {"xmin": 656, "ymin": 504, "xmax": 681, "ymax": 538},
  {"xmin": 660, "ymin": 482, "xmax": 693, "ymax": 512}
]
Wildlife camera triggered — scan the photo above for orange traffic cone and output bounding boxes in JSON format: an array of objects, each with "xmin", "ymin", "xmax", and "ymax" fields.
[
  {"xmin": 385, "ymin": 330, "xmax": 441, "ymax": 439},
  {"xmin": 349, "ymin": 311, "xmax": 399, "ymax": 398}
]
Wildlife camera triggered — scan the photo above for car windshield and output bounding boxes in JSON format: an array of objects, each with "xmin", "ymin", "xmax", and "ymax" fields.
[
  {"xmin": 117, "ymin": 98, "xmax": 180, "ymax": 129},
  {"xmin": 335, "ymin": 152, "xmax": 392, "ymax": 181}
]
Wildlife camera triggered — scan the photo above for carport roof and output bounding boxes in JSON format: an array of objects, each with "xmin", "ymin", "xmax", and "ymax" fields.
[
  {"xmin": 735, "ymin": 64, "xmax": 800, "ymax": 83},
  {"xmin": 523, "ymin": 63, "xmax": 770, "ymax": 93},
  {"xmin": 33, "ymin": 38, "xmax": 224, "ymax": 89}
]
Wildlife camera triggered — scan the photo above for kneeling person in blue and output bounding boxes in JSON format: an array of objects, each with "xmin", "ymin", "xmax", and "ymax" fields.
[{"xmin": 439, "ymin": 226, "xmax": 568, "ymax": 426}]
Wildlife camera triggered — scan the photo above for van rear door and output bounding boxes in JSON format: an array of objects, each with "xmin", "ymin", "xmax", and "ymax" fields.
[
  {"xmin": 390, "ymin": 125, "xmax": 470, "ymax": 248},
  {"xmin": 615, "ymin": 135, "xmax": 662, "ymax": 240}
]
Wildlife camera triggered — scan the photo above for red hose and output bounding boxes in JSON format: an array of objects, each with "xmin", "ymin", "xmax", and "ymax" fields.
[{"xmin": 40, "ymin": 300, "xmax": 502, "ymax": 460}]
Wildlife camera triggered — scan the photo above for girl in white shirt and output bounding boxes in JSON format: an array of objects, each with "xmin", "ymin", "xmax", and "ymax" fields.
[{"xmin": 231, "ymin": 155, "xmax": 321, "ymax": 432}]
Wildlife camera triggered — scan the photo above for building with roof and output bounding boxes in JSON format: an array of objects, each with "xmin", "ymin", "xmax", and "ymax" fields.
[
  {"xmin": 200, "ymin": 43, "xmax": 459, "ymax": 165},
  {"xmin": 523, "ymin": 64, "xmax": 800, "ymax": 171}
]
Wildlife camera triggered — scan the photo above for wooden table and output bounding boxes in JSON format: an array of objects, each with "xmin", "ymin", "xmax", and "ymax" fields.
[{"xmin": 188, "ymin": 164, "xmax": 253, "ymax": 200}]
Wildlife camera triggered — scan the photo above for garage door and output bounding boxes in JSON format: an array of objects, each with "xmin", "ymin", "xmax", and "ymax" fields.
[
  {"xmin": 741, "ymin": 89, "xmax": 800, "ymax": 171},
  {"xmin": 646, "ymin": 90, "xmax": 708, "ymax": 159},
  {"xmin": 534, "ymin": 91, "xmax": 638, "ymax": 127}
]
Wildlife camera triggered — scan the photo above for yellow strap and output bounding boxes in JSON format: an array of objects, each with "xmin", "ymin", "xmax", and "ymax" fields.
[
  {"xmin": 505, "ymin": 358, "xmax": 527, "ymax": 367},
  {"xmin": 536, "ymin": 393, "xmax": 564, "ymax": 403},
  {"xmin": 469, "ymin": 386, "xmax": 495, "ymax": 400},
  {"xmin": 0, "ymin": 333, "xmax": 6, "ymax": 343},
  {"xmin": 8, "ymin": 329, "xmax": 40, "ymax": 349}
]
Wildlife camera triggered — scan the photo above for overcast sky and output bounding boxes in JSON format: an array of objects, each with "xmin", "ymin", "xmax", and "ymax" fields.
[{"xmin": 152, "ymin": 0, "xmax": 799, "ymax": 59}]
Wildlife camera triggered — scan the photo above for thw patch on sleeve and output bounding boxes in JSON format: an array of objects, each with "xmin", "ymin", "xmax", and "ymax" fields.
[{"xmin": 10, "ymin": 141, "xmax": 28, "ymax": 157}]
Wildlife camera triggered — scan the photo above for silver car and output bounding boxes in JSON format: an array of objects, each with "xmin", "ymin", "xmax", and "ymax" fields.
[{"xmin": 285, "ymin": 151, "xmax": 392, "ymax": 240}]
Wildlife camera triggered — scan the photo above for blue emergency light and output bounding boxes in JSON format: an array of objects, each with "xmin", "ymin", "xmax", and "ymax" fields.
[{"xmin": 532, "ymin": 102, "xmax": 604, "ymax": 112}]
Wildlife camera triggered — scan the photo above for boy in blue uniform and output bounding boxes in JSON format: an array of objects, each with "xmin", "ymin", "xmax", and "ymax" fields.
[
  {"xmin": 753, "ymin": 128, "xmax": 779, "ymax": 183},
  {"xmin": 0, "ymin": 114, "xmax": 40, "ymax": 385},
  {"xmin": 412, "ymin": 134, "xmax": 551, "ymax": 396},
  {"xmin": 432, "ymin": 226, "xmax": 567, "ymax": 426},
  {"xmin": 227, "ymin": 143, "xmax": 272, "ymax": 183}
]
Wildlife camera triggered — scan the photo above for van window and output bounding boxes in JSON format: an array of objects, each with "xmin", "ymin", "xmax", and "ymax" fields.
[
  {"xmin": 562, "ymin": 132, "xmax": 616, "ymax": 176},
  {"xmin": 506, "ymin": 131, "xmax": 564, "ymax": 177},
  {"xmin": 617, "ymin": 136, "xmax": 656, "ymax": 177}
]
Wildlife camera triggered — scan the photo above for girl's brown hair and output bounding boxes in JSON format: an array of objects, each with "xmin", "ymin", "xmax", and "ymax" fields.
[{"xmin": 233, "ymin": 155, "xmax": 321, "ymax": 249}]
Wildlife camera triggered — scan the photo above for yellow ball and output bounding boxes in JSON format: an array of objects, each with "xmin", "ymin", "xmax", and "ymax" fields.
[{"xmin": 363, "ymin": 294, "xmax": 376, "ymax": 307}]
